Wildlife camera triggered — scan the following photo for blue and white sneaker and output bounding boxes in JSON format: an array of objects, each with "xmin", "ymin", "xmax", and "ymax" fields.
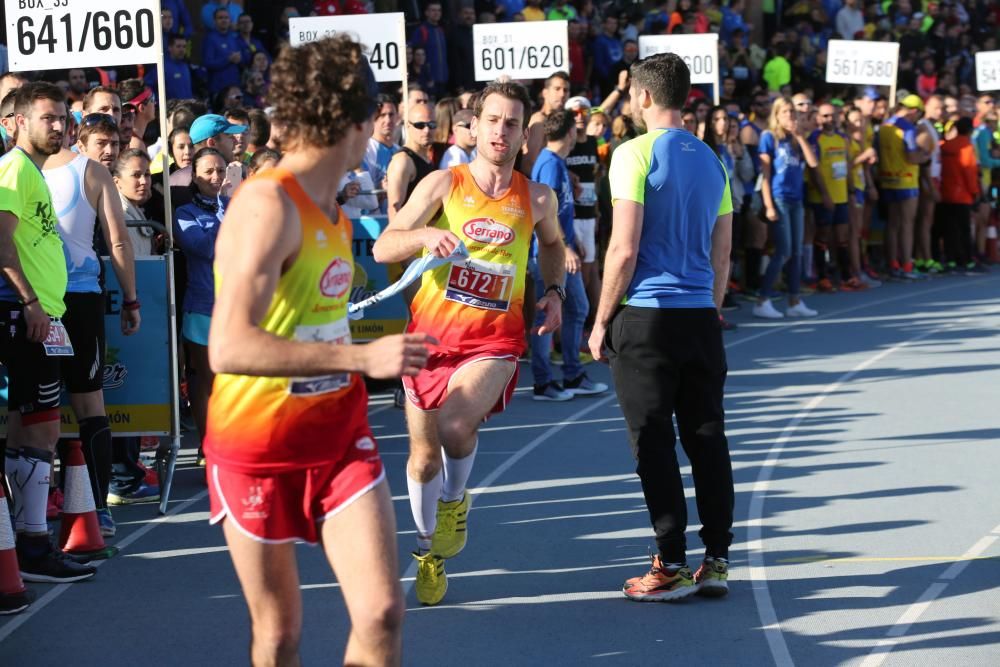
[
  {"xmin": 107, "ymin": 483, "xmax": 160, "ymax": 506},
  {"xmin": 533, "ymin": 381, "xmax": 573, "ymax": 401},
  {"xmin": 96, "ymin": 508, "xmax": 116, "ymax": 538},
  {"xmin": 564, "ymin": 373, "xmax": 609, "ymax": 396}
]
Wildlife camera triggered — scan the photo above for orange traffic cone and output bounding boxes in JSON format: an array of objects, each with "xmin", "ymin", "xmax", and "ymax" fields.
[
  {"xmin": 0, "ymin": 482, "xmax": 31, "ymax": 615},
  {"xmin": 58, "ymin": 441, "xmax": 118, "ymax": 560}
]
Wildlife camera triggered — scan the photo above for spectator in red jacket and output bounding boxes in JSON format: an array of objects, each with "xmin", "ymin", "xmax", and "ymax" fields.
[{"xmin": 936, "ymin": 116, "xmax": 979, "ymax": 270}]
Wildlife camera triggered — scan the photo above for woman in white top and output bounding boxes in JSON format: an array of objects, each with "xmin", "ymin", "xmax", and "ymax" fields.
[{"xmin": 112, "ymin": 148, "xmax": 156, "ymax": 257}]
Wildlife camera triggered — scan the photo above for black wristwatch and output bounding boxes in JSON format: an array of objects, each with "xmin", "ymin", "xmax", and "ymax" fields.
[{"xmin": 544, "ymin": 285, "xmax": 566, "ymax": 302}]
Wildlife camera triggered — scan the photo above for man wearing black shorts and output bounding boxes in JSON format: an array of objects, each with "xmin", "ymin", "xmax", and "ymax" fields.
[{"xmin": 1, "ymin": 82, "xmax": 96, "ymax": 584}]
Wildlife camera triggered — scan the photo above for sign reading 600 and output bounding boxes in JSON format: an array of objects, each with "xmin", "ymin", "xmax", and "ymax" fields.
[{"xmin": 6, "ymin": 0, "xmax": 162, "ymax": 71}]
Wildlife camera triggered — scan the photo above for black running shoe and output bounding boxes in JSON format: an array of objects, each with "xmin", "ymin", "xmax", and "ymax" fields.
[
  {"xmin": 0, "ymin": 589, "xmax": 32, "ymax": 615},
  {"xmin": 19, "ymin": 547, "xmax": 97, "ymax": 583},
  {"xmin": 721, "ymin": 293, "xmax": 741, "ymax": 311}
]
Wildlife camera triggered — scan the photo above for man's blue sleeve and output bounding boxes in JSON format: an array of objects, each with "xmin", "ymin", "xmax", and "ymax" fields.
[{"xmin": 534, "ymin": 160, "xmax": 575, "ymax": 247}]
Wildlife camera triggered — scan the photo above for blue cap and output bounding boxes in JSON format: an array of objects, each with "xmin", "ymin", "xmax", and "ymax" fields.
[
  {"xmin": 71, "ymin": 110, "xmax": 83, "ymax": 125},
  {"xmin": 861, "ymin": 86, "xmax": 883, "ymax": 101},
  {"xmin": 190, "ymin": 113, "xmax": 247, "ymax": 145}
]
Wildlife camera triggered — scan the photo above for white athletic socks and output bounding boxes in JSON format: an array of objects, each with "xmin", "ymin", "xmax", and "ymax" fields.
[
  {"xmin": 407, "ymin": 470, "xmax": 443, "ymax": 552},
  {"xmin": 441, "ymin": 441, "xmax": 477, "ymax": 503},
  {"xmin": 5, "ymin": 447, "xmax": 53, "ymax": 534}
]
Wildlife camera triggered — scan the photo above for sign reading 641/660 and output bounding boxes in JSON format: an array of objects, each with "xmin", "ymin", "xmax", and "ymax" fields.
[
  {"xmin": 5, "ymin": 0, "xmax": 161, "ymax": 71},
  {"xmin": 474, "ymin": 21, "xmax": 569, "ymax": 82}
]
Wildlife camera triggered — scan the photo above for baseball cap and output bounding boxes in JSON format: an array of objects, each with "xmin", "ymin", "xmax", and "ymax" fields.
[
  {"xmin": 190, "ymin": 113, "xmax": 247, "ymax": 145},
  {"xmin": 860, "ymin": 86, "xmax": 882, "ymax": 101},
  {"xmin": 565, "ymin": 96, "xmax": 592, "ymax": 111},
  {"xmin": 901, "ymin": 94, "xmax": 925, "ymax": 111}
]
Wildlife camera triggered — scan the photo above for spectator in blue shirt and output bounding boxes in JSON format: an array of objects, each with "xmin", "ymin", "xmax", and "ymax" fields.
[
  {"xmin": 592, "ymin": 15, "xmax": 624, "ymax": 98},
  {"xmin": 409, "ymin": 2, "xmax": 449, "ymax": 99},
  {"xmin": 235, "ymin": 14, "xmax": 270, "ymax": 66},
  {"xmin": 720, "ymin": 0, "xmax": 751, "ymax": 47},
  {"xmin": 530, "ymin": 110, "xmax": 604, "ymax": 401},
  {"xmin": 162, "ymin": 0, "xmax": 195, "ymax": 37},
  {"xmin": 152, "ymin": 35, "xmax": 194, "ymax": 100},
  {"xmin": 202, "ymin": 8, "xmax": 247, "ymax": 95},
  {"xmin": 200, "ymin": 0, "xmax": 242, "ymax": 29}
]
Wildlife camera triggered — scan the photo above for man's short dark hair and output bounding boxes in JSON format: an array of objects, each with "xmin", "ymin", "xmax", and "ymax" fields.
[
  {"xmin": 246, "ymin": 108, "xmax": 271, "ymax": 147},
  {"xmin": 77, "ymin": 117, "xmax": 119, "ymax": 145},
  {"xmin": 225, "ymin": 107, "xmax": 250, "ymax": 126},
  {"xmin": 543, "ymin": 71, "xmax": 570, "ymax": 89},
  {"xmin": 630, "ymin": 53, "xmax": 690, "ymax": 111},
  {"xmin": 474, "ymin": 80, "xmax": 533, "ymax": 129},
  {"xmin": 0, "ymin": 90, "xmax": 18, "ymax": 118},
  {"xmin": 375, "ymin": 93, "xmax": 397, "ymax": 114},
  {"xmin": 82, "ymin": 85, "xmax": 120, "ymax": 112},
  {"xmin": 543, "ymin": 109, "xmax": 575, "ymax": 142},
  {"xmin": 214, "ymin": 7, "xmax": 228, "ymax": 19},
  {"xmin": 14, "ymin": 81, "xmax": 65, "ymax": 116},
  {"xmin": 954, "ymin": 116, "xmax": 973, "ymax": 136},
  {"xmin": 168, "ymin": 34, "xmax": 187, "ymax": 47}
]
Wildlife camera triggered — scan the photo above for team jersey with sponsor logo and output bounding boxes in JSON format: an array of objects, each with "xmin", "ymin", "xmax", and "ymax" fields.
[
  {"xmin": 205, "ymin": 167, "xmax": 369, "ymax": 473},
  {"xmin": 878, "ymin": 116, "xmax": 920, "ymax": 191},
  {"xmin": 806, "ymin": 130, "xmax": 850, "ymax": 205},
  {"xmin": 407, "ymin": 163, "xmax": 533, "ymax": 356}
]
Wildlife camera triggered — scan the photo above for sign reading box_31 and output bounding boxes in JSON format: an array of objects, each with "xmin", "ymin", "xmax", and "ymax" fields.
[
  {"xmin": 288, "ymin": 13, "xmax": 405, "ymax": 83},
  {"xmin": 637, "ymin": 34, "xmax": 719, "ymax": 85},
  {"xmin": 826, "ymin": 39, "xmax": 899, "ymax": 86},
  {"xmin": 474, "ymin": 20, "xmax": 569, "ymax": 82},
  {"xmin": 5, "ymin": 0, "xmax": 161, "ymax": 71},
  {"xmin": 975, "ymin": 51, "xmax": 1000, "ymax": 92}
]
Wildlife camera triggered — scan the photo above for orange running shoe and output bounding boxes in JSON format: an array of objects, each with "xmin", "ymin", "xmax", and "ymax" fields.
[
  {"xmin": 839, "ymin": 277, "xmax": 867, "ymax": 292},
  {"xmin": 622, "ymin": 555, "xmax": 696, "ymax": 602},
  {"xmin": 817, "ymin": 278, "xmax": 836, "ymax": 292}
]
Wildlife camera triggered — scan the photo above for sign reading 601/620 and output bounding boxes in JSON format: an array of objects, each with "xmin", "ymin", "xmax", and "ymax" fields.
[
  {"xmin": 6, "ymin": 0, "xmax": 163, "ymax": 72},
  {"xmin": 473, "ymin": 21, "xmax": 569, "ymax": 82}
]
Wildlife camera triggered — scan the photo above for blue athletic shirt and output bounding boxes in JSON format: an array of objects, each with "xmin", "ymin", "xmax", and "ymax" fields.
[
  {"xmin": 530, "ymin": 147, "xmax": 575, "ymax": 248},
  {"xmin": 609, "ymin": 128, "xmax": 732, "ymax": 309},
  {"xmin": 759, "ymin": 129, "xmax": 805, "ymax": 202}
]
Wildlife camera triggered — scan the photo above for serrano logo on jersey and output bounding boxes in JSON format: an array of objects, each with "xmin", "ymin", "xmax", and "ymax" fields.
[
  {"xmin": 463, "ymin": 218, "xmax": 515, "ymax": 246},
  {"xmin": 320, "ymin": 258, "xmax": 352, "ymax": 298}
]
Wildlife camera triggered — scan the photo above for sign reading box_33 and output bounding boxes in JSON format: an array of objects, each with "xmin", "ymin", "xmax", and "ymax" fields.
[
  {"xmin": 474, "ymin": 20, "xmax": 569, "ymax": 82},
  {"xmin": 826, "ymin": 39, "xmax": 899, "ymax": 86},
  {"xmin": 637, "ymin": 33, "xmax": 719, "ymax": 85},
  {"xmin": 975, "ymin": 51, "xmax": 1000, "ymax": 92},
  {"xmin": 288, "ymin": 13, "xmax": 405, "ymax": 83},
  {"xmin": 5, "ymin": 0, "xmax": 161, "ymax": 71}
]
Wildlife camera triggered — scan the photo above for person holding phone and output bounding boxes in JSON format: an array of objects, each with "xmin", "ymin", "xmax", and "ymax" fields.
[{"xmin": 169, "ymin": 113, "xmax": 246, "ymax": 207}]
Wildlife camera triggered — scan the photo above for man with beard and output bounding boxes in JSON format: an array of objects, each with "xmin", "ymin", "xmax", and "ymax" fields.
[
  {"xmin": 1, "ymin": 83, "xmax": 97, "ymax": 591},
  {"xmin": 373, "ymin": 81, "xmax": 566, "ymax": 606},
  {"xmin": 76, "ymin": 116, "xmax": 121, "ymax": 173},
  {"xmin": 524, "ymin": 71, "xmax": 570, "ymax": 175}
]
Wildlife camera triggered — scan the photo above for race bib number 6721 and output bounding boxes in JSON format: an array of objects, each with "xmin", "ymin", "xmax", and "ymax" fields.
[{"xmin": 445, "ymin": 259, "xmax": 516, "ymax": 312}]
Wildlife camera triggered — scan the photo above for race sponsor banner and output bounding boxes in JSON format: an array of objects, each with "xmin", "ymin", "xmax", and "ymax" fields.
[
  {"xmin": 637, "ymin": 33, "xmax": 719, "ymax": 85},
  {"xmin": 0, "ymin": 257, "xmax": 172, "ymax": 436},
  {"xmin": 825, "ymin": 39, "xmax": 900, "ymax": 86},
  {"xmin": 350, "ymin": 216, "xmax": 409, "ymax": 341},
  {"xmin": 288, "ymin": 13, "xmax": 406, "ymax": 82},
  {"xmin": 975, "ymin": 51, "xmax": 1000, "ymax": 92},
  {"xmin": 473, "ymin": 20, "xmax": 569, "ymax": 82},
  {"xmin": 5, "ymin": 0, "xmax": 161, "ymax": 71}
]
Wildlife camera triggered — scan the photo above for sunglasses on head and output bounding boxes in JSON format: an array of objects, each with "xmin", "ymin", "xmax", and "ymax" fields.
[
  {"xmin": 81, "ymin": 113, "xmax": 117, "ymax": 128},
  {"xmin": 410, "ymin": 121, "xmax": 436, "ymax": 130},
  {"xmin": 454, "ymin": 122, "xmax": 471, "ymax": 129}
]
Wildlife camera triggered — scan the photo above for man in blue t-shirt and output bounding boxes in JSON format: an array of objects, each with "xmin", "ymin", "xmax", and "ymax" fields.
[
  {"xmin": 529, "ymin": 110, "xmax": 608, "ymax": 401},
  {"xmin": 590, "ymin": 53, "xmax": 735, "ymax": 603}
]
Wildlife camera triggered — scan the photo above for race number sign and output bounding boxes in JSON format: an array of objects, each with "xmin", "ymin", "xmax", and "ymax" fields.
[
  {"xmin": 637, "ymin": 34, "xmax": 718, "ymax": 85},
  {"xmin": 288, "ymin": 13, "xmax": 405, "ymax": 83},
  {"xmin": 5, "ymin": 0, "xmax": 160, "ymax": 71},
  {"xmin": 473, "ymin": 20, "xmax": 568, "ymax": 82},
  {"xmin": 975, "ymin": 51, "xmax": 1000, "ymax": 92},
  {"xmin": 826, "ymin": 39, "xmax": 899, "ymax": 86}
]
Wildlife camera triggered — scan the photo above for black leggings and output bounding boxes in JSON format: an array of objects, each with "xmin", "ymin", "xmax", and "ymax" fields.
[{"xmin": 935, "ymin": 202, "xmax": 973, "ymax": 266}]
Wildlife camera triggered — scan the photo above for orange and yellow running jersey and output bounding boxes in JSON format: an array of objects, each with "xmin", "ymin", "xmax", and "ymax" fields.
[
  {"xmin": 878, "ymin": 116, "xmax": 920, "ymax": 191},
  {"xmin": 807, "ymin": 130, "xmax": 850, "ymax": 204},
  {"xmin": 407, "ymin": 163, "xmax": 534, "ymax": 356},
  {"xmin": 205, "ymin": 168, "xmax": 368, "ymax": 473}
]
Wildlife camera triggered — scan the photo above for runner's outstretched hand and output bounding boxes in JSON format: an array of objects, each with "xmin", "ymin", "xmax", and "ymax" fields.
[
  {"xmin": 533, "ymin": 293, "xmax": 563, "ymax": 335},
  {"xmin": 360, "ymin": 333, "xmax": 438, "ymax": 378}
]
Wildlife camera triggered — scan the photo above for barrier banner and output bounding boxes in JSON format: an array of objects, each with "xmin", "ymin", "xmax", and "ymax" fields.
[
  {"xmin": 1, "ymin": 257, "xmax": 172, "ymax": 436},
  {"xmin": 350, "ymin": 216, "xmax": 410, "ymax": 342}
]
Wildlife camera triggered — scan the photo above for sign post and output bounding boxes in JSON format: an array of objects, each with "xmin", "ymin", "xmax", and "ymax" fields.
[
  {"xmin": 825, "ymin": 39, "xmax": 901, "ymax": 106},
  {"xmin": 975, "ymin": 51, "xmax": 1000, "ymax": 92},
  {"xmin": 638, "ymin": 34, "xmax": 720, "ymax": 104},
  {"xmin": 5, "ymin": 0, "xmax": 181, "ymax": 513},
  {"xmin": 473, "ymin": 21, "xmax": 570, "ymax": 82}
]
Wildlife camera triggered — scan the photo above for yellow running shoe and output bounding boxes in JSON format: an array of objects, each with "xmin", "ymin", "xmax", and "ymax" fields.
[
  {"xmin": 413, "ymin": 551, "xmax": 447, "ymax": 606},
  {"xmin": 431, "ymin": 493, "xmax": 470, "ymax": 559}
]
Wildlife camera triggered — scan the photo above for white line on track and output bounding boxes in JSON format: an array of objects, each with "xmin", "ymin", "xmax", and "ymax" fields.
[
  {"xmin": 400, "ymin": 393, "xmax": 618, "ymax": 595},
  {"xmin": 747, "ymin": 302, "xmax": 1000, "ymax": 667},
  {"xmin": 0, "ymin": 490, "xmax": 210, "ymax": 643}
]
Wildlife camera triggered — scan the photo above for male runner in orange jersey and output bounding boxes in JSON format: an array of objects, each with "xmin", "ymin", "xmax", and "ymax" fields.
[
  {"xmin": 205, "ymin": 36, "xmax": 435, "ymax": 666},
  {"xmin": 373, "ymin": 80, "xmax": 567, "ymax": 606}
]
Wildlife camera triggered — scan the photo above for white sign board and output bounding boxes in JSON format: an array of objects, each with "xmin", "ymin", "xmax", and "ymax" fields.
[
  {"xmin": 826, "ymin": 39, "xmax": 899, "ymax": 86},
  {"xmin": 289, "ymin": 13, "xmax": 405, "ymax": 83},
  {"xmin": 5, "ymin": 0, "xmax": 161, "ymax": 72},
  {"xmin": 975, "ymin": 51, "xmax": 1000, "ymax": 92},
  {"xmin": 473, "ymin": 21, "xmax": 569, "ymax": 82},
  {"xmin": 637, "ymin": 34, "xmax": 719, "ymax": 85}
]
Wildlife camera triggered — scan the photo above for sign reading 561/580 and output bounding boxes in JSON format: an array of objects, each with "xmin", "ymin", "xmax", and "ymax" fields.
[{"xmin": 6, "ymin": 0, "xmax": 162, "ymax": 72}]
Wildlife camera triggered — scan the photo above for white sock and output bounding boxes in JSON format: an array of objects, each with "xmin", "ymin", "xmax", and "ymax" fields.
[
  {"xmin": 441, "ymin": 441, "xmax": 477, "ymax": 502},
  {"xmin": 407, "ymin": 470, "xmax": 442, "ymax": 552},
  {"xmin": 8, "ymin": 447, "xmax": 52, "ymax": 533}
]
